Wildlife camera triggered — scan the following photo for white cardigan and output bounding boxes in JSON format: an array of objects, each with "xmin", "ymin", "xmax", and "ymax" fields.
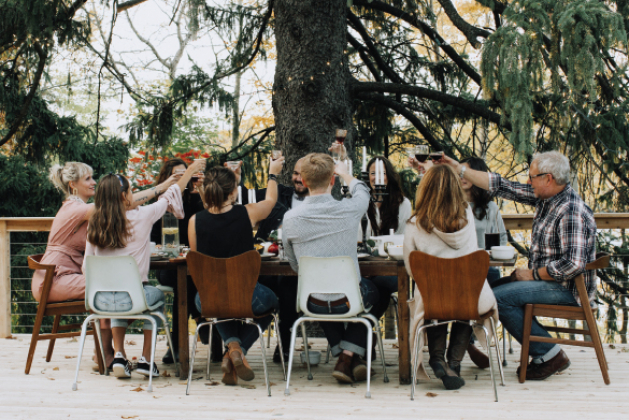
[{"xmin": 403, "ymin": 205, "xmax": 498, "ymax": 380}]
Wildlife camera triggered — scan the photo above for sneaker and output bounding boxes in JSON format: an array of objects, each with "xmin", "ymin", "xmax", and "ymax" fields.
[
  {"xmin": 136, "ymin": 356, "xmax": 159, "ymax": 377},
  {"xmin": 112, "ymin": 352, "xmax": 132, "ymax": 378}
]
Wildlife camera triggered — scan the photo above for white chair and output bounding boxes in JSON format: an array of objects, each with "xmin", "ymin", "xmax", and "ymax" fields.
[
  {"xmin": 284, "ymin": 256, "xmax": 389, "ymax": 399},
  {"xmin": 71, "ymin": 256, "xmax": 178, "ymax": 392}
]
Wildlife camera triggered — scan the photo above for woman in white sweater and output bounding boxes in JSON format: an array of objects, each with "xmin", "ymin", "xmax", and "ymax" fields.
[{"xmin": 403, "ymin": 164, "xmax": 498, "ymax": 390}]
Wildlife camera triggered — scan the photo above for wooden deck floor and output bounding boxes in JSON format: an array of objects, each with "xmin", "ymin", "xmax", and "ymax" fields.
[{"xmin": 1, "ymin": 334, "xmax": 628, "ymax": 419}]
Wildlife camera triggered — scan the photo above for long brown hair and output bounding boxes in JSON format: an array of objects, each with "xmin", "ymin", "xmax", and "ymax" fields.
[
  {"xmin": 460, "ymin": 157, "xmax": 492, "ymax": 220},
  {"xmin": 412, "ymin": 165, "xmax": 468, "ymax": 233},
  {"xmin": 88, "ymin": 174, "xmax": 132, "ymax": 249},
  {"xmin": 366, "ymin": 156, "xmax": 404, "ymax": 235},
  {"xmin": 154, "ymin": 158, "xmax": 191, "ymax": 202},
  {"xmin": 202, "ymin": 166, "xmax": 237, "ymax": 210}
]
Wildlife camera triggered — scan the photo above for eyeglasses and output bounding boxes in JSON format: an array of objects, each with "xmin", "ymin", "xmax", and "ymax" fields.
[{"xmin": 528, "ymin": 172, "xmax": 550, "ymax": 181}]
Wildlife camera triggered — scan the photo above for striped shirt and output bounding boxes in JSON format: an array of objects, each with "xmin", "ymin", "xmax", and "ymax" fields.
[
  {"xmin": 488, "ymin": 173, "xmax": 597, "ymax": 304},
  {"xmin": 282, "ymin": 179, "xmax": 370, "ymax": 287}
]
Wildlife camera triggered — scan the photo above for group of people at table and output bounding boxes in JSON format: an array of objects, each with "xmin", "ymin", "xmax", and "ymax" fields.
[{"xmin": 31, "ymin": 140, "xmax": 596, "ymax": 391}]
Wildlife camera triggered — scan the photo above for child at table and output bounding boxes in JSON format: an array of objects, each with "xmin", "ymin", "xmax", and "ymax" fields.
[{"xmin": 83, "ymin": 160, "xmax": 203, "ymax": 378}]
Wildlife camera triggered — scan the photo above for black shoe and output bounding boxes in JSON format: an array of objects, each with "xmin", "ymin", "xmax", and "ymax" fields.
[
  {"xmin": 112, "ymin": 352, "xmax": 132, "ymax": 378},
  {"xmin": 199, "ymin": 326, "xmax": 209, "ymax": 345},
  {"xmin": 273, "ymin": 345, "xmax": 289, "ymax": 363},
  {"xmin": 162, "ymin": 347, "xmax": 178, "ymax": 365},
  {"xmin": 136, "ymin": 356, "xmax": 159, "ymax": 377}
]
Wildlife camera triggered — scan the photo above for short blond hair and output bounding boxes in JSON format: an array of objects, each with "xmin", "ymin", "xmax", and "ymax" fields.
[
  {"xmin": 300, "ymin": 153, "xmax": 334, "ymax": 191},
  {"xmin": 49, "ymin": 162, "xmax": 93, "ymax": 198}
]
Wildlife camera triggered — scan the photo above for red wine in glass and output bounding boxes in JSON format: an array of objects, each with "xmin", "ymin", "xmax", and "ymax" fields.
[
  {"xmin": 335, "ymin": 129, "xmax": 347, "ymax": 145},
  {"xmin": 429, "ymin": 151, "xmax": 444, "ymax": 162},
  {"xmin": 415, "ymin": 154, "xmax": 429, "ymax": 163},
  {"xmin": 191, "ymin": 176, "xmax": 199, "ymax": 183}
]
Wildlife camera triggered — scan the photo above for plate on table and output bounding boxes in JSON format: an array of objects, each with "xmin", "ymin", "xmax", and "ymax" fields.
[
  {"xmin": 357, "ymin": 253, "xmax": 371, "ymax": 260},
  {"xmin": 150, "ymin": 252, "xmax": 169, "ymax": 261},
  {"xmin": 260, "ymin": 252, "xmax": 277, "ymax": 261}
]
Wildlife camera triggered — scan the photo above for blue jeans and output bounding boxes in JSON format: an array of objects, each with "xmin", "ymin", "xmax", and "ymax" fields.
[
  {"xmin": 306, "ymin": 278, "xmax": 380, "ymax": 357},
  {"xmin": 194, "ymin": 283, "xmax": 278, "ymax": 354},
  {"xmin": 493, "ymin": 280, "xmax": 577, "ymax": 362},
  {"xmin": 93, "ymin": 285, "xmax": 165, "ymax": 331}
]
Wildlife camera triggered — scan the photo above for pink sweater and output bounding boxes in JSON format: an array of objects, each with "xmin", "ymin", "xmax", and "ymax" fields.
[{"xmin": 83, "ymin": 185, "xmax": 184, "ymax": 283}]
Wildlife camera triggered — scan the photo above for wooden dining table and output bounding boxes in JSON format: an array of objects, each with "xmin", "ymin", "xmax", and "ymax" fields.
[{"xmin": 150, "ymin": 254, "xmax": 516, "ymax": 384}]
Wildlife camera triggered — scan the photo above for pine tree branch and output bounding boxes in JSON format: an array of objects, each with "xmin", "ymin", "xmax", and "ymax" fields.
[
  {"xmin": 435, "ymin": 0, "xmax": 491, "ymax": 48},
  {"xmin": 0, "ymin": 43, "xmax": 47, "ymax": 148},
  {"xmin": 226, "ymin": 126, "xmax": 276, "ymax": 159},
  {"xmin": 355, "ymin": 91, "xmax": 440, "ymax": 149},
  {"xmin": 347, "ymin": 11, "xmax": 406, "ymax": 84},
  {"xmin": 352, "ymin": 81, "xmax": 507, "ymax": 128},
  {"xmin": 352, "ymin": 0, "xmax": 482, "ymax": 85},
  {"xmin": 118, "ymin": 0, "xmax": 149, "ymax": 13},
  {"xmin": 347, "ymin": 33, "xmax": 382, "ymax": 82}
]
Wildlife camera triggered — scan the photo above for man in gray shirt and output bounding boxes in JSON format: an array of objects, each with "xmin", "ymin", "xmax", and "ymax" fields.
[{"xmin": 282, "ymin": 153, "xmax": 380, "ymax": 384}]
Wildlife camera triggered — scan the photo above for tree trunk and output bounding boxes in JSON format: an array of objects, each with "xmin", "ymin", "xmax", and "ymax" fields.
[
  {"xmin": 232, "ymin": 69, "xmax": 242, "ymax": 148},
  {"xmin": 273, "ymin": 0, "xmax": 353, "ymax": 181}
]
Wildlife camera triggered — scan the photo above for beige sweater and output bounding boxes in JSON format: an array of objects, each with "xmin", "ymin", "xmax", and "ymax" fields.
[{"xmin": 403, "ymin": 205, "xmax": 498, "ymax": 380}]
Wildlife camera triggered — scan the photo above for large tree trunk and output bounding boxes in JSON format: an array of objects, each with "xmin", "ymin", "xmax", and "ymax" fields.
[{"xmin": 273, "ymin": 0, "xmax": 353, "ymax": 180}]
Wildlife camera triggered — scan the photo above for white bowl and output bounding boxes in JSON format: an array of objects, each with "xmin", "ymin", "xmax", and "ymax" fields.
[
  {"xmin": 371, "ymin": 234, "xmax": 404, "ymax": 256},
  {"xmin": 300, "ymin": 350, "xmax": 321, "ymax": 366},
  {"xmin": 491, "ymin": 246, "xmax": 515, "ymax": 260},
  {"xmin": 385, "ymin": 244, "xmax": 404, "ymax": 261}
]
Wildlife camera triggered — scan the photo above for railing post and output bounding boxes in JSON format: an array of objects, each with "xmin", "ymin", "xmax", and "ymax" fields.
[{"xmin": 0, "ymin": 220, "xmax": 10, "ymax": 338}]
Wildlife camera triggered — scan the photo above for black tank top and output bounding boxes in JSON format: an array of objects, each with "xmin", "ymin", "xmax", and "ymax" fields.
[{"xmin": 195, "ymin": 205, "xmax": 254, "ymax": 258}]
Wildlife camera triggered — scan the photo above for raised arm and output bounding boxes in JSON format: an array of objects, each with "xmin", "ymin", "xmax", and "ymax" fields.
[{"xmin": 245, "ymin": 157, "xmax": 285, "ymax": 226}]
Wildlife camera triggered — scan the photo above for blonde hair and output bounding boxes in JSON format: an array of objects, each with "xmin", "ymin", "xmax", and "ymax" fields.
[
  {"xmin": 49, "ymin": 162, "xmax": 93, "ymax": 198},
  {"xmin": 300, "ymin": 153, "xmax": 334, "ymax": 191},
  {"xmin": 412, "ymin": 165, "xmax": 468, "ymax": 233}
]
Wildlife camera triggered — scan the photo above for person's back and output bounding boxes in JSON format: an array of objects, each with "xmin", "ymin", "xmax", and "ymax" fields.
[{"xmin": 195, "ymin": 205, "xmax": 253, "ymax": 258}]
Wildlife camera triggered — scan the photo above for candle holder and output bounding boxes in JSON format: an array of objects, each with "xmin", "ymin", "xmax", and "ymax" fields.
[{"xmin": 372, "ymin": 184, "xmax": 388, "ymax": 203}]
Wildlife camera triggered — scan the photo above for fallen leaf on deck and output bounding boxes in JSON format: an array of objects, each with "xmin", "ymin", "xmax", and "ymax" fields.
[
  {"xmin": 68, "ymin": 337, "xmax": 78, "ymax": 343},
  {"xmin": 64, "ymin": 355, "xmax": 77, "ymax": 359},
  {"xmin": 126, "ymin": 340, "xmax": 137, "ymax": 346},
  {"xmin": 121, "ymin": 416, "xmax": 139, "ymax": 419},
  {"xmin": 241, "ymin": 384, "xmax": 256, "ymax": 389},
  {"xmin": 161, "ymin": 370, "xmax": 171, "ymax": 378},
  {"xmin": 156, "ymin": 383, "xmax": 172, "ymax": 388},
  {"xmin": 269, "ymin": 382, "xmax": 276, "ymax": 386},
  {"xmin": 609, "ymin": 344, "xmax": 616, "ymax": 349},
  {"xmin": 130, "ymin": 387, "xmax": 144, "ymax": 392},
  {"xmin": 425, "ymin": 392, "xmax": 438, "ymax": 397},
  {"xmin": 205, "ymin": 381, "xmax": 220, "ymax": 386},
  {"xmin": 392, "ymin": 343, "xmax": 399, "ymax": 349},
  {"xmin": 48, "ymin": 377, "xmax": 55, "ymax": 381},
  {"xmin": 53, "ymin": 367, "xmax": 59, "ymax": 371},
  {"xmin": 5, "ymin": 335, "xmax": 17, "ymax": 340},
  {"xmin": 41, "ymin": 369, "xmax": 46, "ymax": 374}
]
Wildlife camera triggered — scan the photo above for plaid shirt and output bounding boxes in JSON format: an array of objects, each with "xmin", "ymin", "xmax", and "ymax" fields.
[{"xmin": 488, "ymin": 173, "xmax": 597, "ymax": 304}]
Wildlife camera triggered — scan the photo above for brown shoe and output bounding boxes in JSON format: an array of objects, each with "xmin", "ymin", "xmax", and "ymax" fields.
[
  {"xmin": 221, "ymin": 353, "xmax": 238, "ymax": 386},
  {"xmin": 525, "ymin": 349, "xmax": 571, "ymax": 381},
  {"xmin": 467, "ymin": 343, "xmax": 490, "ymax": 369},
  {"xmin": 332, "ymin": 353, "xmax": 354, "ymax": 384},
  {"xmin": 228, "ymin": 342, "xmax": 255, "ymax": 381}
]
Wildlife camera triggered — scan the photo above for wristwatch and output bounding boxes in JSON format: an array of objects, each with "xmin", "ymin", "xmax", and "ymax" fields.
[
  {"xmin": 268, "ymin": 174, "xmax": 278, "ymax": 182},
  {"xmin": 532, "ymin": 268, "xmax": 541, "ymax": 281},
  {"xmin": 458, "ymin": 165, "xmax": 466, "ymax": 179}
]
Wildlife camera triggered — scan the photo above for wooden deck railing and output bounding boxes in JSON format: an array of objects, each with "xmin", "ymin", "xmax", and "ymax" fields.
[{"xmin": 1, "ymin": 215, "xmax": 628, "ymax": 338}]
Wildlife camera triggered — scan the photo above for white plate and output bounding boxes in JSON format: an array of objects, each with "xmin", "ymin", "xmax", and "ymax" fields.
[{"xmin": 357, "ymin": 253, "xmax": 371, "ymax": 259}]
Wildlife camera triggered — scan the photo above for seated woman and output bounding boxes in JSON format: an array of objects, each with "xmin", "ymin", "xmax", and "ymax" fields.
[
  {"xmin": 403, "ymin": 164, "xmax": 498, "ymax": 390},
  {"xmin": 83, "ymin": 160, "xmax": 203, "ymax": 378},
  {"xmin": 188, "ymin": 157, "xmax": 284, "ymax": 386},
  {"xmin": 33, "ymin": 161, "xmax": 179, "ymax": 367},
  {"xmin": 150, "ymin": 158, "xmax": 205, "ymax": 364}
]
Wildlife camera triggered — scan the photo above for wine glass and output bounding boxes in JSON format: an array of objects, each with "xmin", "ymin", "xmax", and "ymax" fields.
[
  {"xmin": 335, "ymin": 129, "xmax": 348, "ymax": 145},
  {"xmin": 271, "ymin": 150, "xmax": 282, "ymax": 160},
  {"xmin": 226, "ymin": 161, "xmax": 240, "ymax": 171}
]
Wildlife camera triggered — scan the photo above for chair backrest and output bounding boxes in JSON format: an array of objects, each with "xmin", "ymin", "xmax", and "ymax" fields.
[
  {"xmin": 575, "ymin": 252, "xmax": 611, "ymax": 306},
  {"xmin": 187, "ymin": 250, "xmax": 261, "ymax": 319},
  {"xmin": 297, "ymin": 256, "xmax": 365, "ymax": 318},
  {"xmin": 28, "ymin": 254, "xmax": 56, "ymax": 305},
  {"xmin": 588, "ymin": 253, "xmax": 610, "ymax": 271},
  {"xmin": 83, "ymin": 255, "xmax": 150, "ymax": 315},
  {"xmin": 408, "ymin": 250, "xmax": 490, "ymax": 321}
]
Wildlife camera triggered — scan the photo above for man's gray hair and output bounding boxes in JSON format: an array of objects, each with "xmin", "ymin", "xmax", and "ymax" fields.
[{"xmin": 533, "ymin": 151, "xmax": 571, "ymax": 185}]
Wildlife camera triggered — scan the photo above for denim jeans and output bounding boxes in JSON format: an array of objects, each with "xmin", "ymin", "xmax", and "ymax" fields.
[
  {"xmin": 493, "ymin": 280, "xmax": 577, "ymax": 362},
  {"xmin": 368, "ymin": 275, "xmax": 399, "ymax": 320},
  {"xmin": 195, "ymin": 283, "xmax": 278, "ymax": 354},
  {"xmin": 93, "ymin": 285, "xmax": 165, "ymax": 331},
  {"xmin": 486, "ymin": 267, "xmax": 501, "ymax": 286},
  {"xmin": 306, "ymin": 278, "xmax": 380, "ymax": 357},
  {"xmin": 258, "ymin": 275, "xmax": 298, "ymax": 352}
]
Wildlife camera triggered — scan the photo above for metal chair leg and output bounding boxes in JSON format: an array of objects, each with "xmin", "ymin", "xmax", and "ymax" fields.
[
  {"xmin": 147, "ymin": 318, "xmax": 158, "ymax": 392},
  {"xmin": 94, "ymin": 320, "xmax": 108, "ymax": 376},
  {"xmin": 186, "ymin": 324, "xmax": 202, "ymax": 395},
  {"xmin": 502, "ymin": 326, "xmax": 508, "ymax": 367},
  {"xmin": 155, "ymin": 312, "xmax": 179, "ymax": 377},
  {"xmin": 300, "ymin": 323, "xmax": 313, "ymax": 380},
  {"xmin": 266, "ymin": 322, "xmax": 272, "ymax": 348},
  {"xmin": 508, "ymin": 332, "xmax": 513, "ymax": 354},
  {"xmin": 363, "ymin": 313, "xmax": 388, "ymax": 383},
  {"xmin": 361, "ymin": 318, "xmax": 373, "ymax": 399},
  {"xmin": 284, "ymin": 319, "xmax": 302, "ymax": 396},
  {"xmin": 481, "ymin": 325, "xmax": 499, "ymax": 402},
  {"xmin": 273, "ymin": 313, "xmax": 286, "ymax": 380},
  {"xmin": 253, "ymin": 322, "xmax": 271, "ymax": 397},
  {"xmin": 72, "ymin": 314, "xmax": 96, "ymax": 391},
  {"xmin": 207, "ymin": 322, "xmax": 213, "ymax": 380},
  {"xmin": 410, "ymin": 323, "xmax": 426, "ymax": 401},
  {"xmin": 489, "ymin": 317, "xmax": 505, "ymax": 386},
  {"xmin": 324, "ymin": 344, "xmax": 331, "ymax": 363}
]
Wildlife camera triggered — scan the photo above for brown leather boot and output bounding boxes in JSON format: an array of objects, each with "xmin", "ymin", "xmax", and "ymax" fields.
[
  {"xmin": 221, "ymin": 353, "xmax": 238, "ymax": 386},
  {"xmin": 332, "ymin": 352, "xmax": 354, "ymax": 384},
  {"xmin": 228, "ymin": 342, "xmax": 255, "ymax": 381},
  {"xmin": 467, "ymin": 343, "xmax": 490, "ymax": 369}
]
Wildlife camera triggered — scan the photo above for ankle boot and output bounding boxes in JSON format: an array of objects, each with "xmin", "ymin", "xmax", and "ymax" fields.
[
  {"xmin": 227, "ymin": 342, "xmax": 254, "ymax": 381},
  {"xmin": 221, "ymin": 352, "xmax": 238, "ymax": 385}
]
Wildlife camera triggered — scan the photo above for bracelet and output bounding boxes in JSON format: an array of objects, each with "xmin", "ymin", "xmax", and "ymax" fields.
[
  {"xmin": 268, "ymin": 174, "xmax": 278, "ymax": 182},
  {"xmin": 459, "ymin": 165, "xmax": 466, "ymax": 179},
  {"xmin": 532, "ymin": 268, "xmax": 541, "ymax": 281}
]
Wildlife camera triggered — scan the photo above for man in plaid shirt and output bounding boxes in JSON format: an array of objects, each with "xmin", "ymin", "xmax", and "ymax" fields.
[{"xmin": 440, "ymin": 151, "xmax": 596, "ymax": 381}]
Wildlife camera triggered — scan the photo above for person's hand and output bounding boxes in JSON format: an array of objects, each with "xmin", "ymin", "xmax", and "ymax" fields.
[
  {"xmin": 165, "ymin": 172, "xmax": 183, "ymax": 187},
  {"xmin": 511, "ymin": 268, "xmax": 534, "ymax": 281},
  {"xmin": 407, "ymin": 156, "xmax": 432, "ymax": 174},
  {"xmin": 439, "ymin": 154, "xmax": 461, "ymax": 172},
  {"xmin": 334, "ymin": 160, "xmax": 349, "ymax": 176},
  {"xmin": 190, "ymin": 159, "xmax": 206, "ymax": 173},
  {"xmin": 269, "ymin": 156, "xmax": 285, "ymax": 175},
  {"xmin": 328, "ymin": 141, "xmax": 347, "ymax": 160},
  {"xmin": 193, "ymin": 172, "xmax": 204, "ymax": 189}
]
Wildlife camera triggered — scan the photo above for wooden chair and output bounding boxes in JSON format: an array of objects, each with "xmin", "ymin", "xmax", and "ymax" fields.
[
  {"xmin": 26, "ymin": 254, "xmax": 104, "ymax": 375},
  {"xmin": 408, "ymin": 250, "xmax": 505, "ymax": 402},
  {"xmin": 185, "ymin": 250, "xmax": 285, "ymax": 396},
  {"xmin": 519, "ymin": 253, "xmax": 610, "ymax": 384}
]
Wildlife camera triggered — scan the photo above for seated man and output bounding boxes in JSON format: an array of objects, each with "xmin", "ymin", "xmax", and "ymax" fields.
[
  {"xmin": 282, "ymin": 153, "xmax": 380, "ymax": 384},
  {"xmin": 440, "ymin": 151, "xmax": 596, "ymax": 380}
]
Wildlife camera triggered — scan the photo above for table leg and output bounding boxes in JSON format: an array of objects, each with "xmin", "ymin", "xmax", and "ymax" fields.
[
  {"xmin": 177, "ymin": 264, "xmax": 189, "ymax": 379},
  {"xmin": 397, "ymin": 262, "xmax": 411, "ymax": 385}
]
